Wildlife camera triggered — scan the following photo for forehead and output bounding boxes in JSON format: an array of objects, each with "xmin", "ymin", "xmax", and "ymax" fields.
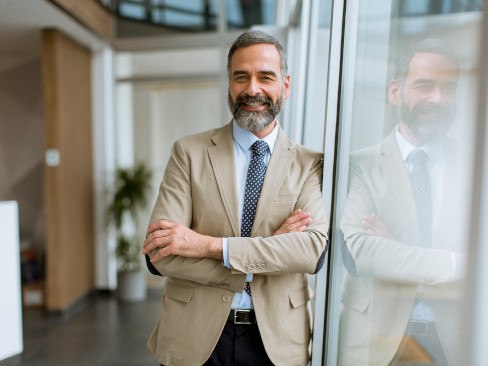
[
  {"xmin": 229, "ymin": 43, "xmax": 281, "ymax": 72},
  {"xmin": 405, "ymin": 52, "xmax": 459, "ymax": 83}
]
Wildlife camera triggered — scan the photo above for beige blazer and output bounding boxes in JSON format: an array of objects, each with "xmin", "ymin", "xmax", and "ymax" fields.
[
  {"xmin": 146, "ymin": 122, "xmax": 329, "ymax": 366},
  {"xmin": 338, "ymin": 131, "xmax": 468, "ymax": 366}
]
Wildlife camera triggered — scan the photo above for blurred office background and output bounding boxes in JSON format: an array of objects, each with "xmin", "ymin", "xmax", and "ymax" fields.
[{"xmin": 1, "ymin": 0, "xmax": 487, "ymax": 365}]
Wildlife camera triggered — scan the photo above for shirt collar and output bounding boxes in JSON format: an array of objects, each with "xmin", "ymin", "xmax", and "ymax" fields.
[
  {"xmin": 394, "ymin": 125, "xmax": 445, "ymax": 163},
  {"xmin": 232, "ymin": 120, "xmax": 279, "ymax": 154}
]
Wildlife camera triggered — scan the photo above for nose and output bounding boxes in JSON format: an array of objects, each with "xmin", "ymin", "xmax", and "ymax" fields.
[
  {"xmin": 244, "ymin": 78, "xmax": 261, "ymax": 96},
  {"xmin": 427, "ymin": 85, "xmax": 445, "ymax": 104}
]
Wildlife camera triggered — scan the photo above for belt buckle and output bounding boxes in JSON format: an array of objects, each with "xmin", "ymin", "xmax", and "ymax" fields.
[
  {"xmin": 409, "ymin": 320, "xmax": 429, "ymax": 336},
  {"xmin": 234, "ymin": 309, "xmax": 252, "ymax": 325}
]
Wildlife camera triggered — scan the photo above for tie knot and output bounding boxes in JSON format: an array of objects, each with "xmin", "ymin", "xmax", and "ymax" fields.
[
  {"xmin": 409, "ymin": 149, "xmax": 429, "ymax": 166},
  {"xmin": 251, "ymin": 140, "xmax": 268, "ymax": 157}
]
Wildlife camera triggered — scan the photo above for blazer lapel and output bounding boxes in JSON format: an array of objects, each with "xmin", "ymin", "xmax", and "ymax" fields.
[
  {"xmin": 379, "ymin": 132, "xmax": 420, "ymax": 239},
  {"xmin": 252, "ymin": 129, "xmax": 296, "ymax": 236},
  {"xmin": 208, "ymin": 123, "xmax": 240, "ymax": 237}
]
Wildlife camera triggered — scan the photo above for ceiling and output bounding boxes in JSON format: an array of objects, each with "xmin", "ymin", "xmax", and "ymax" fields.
[{"xmin": 0, "ymin": 0, "xmax": 106, "ymax": 58}]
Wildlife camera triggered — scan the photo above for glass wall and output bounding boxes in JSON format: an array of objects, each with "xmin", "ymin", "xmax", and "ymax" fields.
[
  {"xmin": 114, "ymin": 0, "xmax": 277, "ymax": 34},
  {"xmin": 324, "ymin": 1, "xmax": 482, "ymax": 365}
]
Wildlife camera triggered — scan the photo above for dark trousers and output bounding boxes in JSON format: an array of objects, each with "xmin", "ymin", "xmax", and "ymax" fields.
[
  {"xmin": 162, "ymin": 320, "xmax": 273, "ymax": 366},
  {"xmin": 203, "ymin": 320, "xmax": 274, "ymax": 366}
]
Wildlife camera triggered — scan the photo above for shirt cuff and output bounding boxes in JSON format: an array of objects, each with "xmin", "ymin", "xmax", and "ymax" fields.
[
  {"xmin": 223, "ymin": 238, "xmax": 253, "ymax": 282},
  {"xmin": 222, "ymin": 237, "xmax": 231, "ymax": 269}
]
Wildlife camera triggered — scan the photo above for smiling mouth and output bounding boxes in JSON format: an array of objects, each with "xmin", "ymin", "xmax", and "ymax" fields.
[{"xmin": 241, "ymin": 103, "xmax": 266, "ymax": 111}]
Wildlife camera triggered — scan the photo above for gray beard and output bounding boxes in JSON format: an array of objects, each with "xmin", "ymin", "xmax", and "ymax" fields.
[
  {"xmin": 398, "ymin": 100, "xmax": 455, "ymax": 143},
  {"xmin": 228, "ymin": 93, "xmax": 283, "ymax": 133}
]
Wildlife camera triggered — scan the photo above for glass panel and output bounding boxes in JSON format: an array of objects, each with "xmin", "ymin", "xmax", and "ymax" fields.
[
  {"xmin": 327, "ymin": 0, "xmax": 482, "ymax": 365},
  {"xmin": 165, "ymin": 0, "xmax": 203, "ymax": 12},
  {"xmin": 227, "ymin": 0, "xmax": 277, "ymax": 30},
  {"xmin": 119, "ymin": 2, "xmax": 147, "ymax": 20},
  {"xmin": 164, "ymin": 10, "xmax": 205, "ymax": 28}
]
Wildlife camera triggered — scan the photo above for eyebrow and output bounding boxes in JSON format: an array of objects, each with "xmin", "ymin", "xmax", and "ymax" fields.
[
  {"xmin": 232, "ymin": 70, "xmax": 279, "ymax": 78},
  {"xmin": 412, "ymin": 78, "xmax": 458, "ymax": 86}
]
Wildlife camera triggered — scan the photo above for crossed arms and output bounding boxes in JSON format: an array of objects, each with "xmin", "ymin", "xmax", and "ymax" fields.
[{"xmin": 142, "ymin": 138, "xmax": 328, "ymax": 289}]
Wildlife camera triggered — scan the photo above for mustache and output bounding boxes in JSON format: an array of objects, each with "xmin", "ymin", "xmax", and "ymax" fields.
[
  {"xmin": 234, "ymin": 95, "xmax": 273, "ymax": 109},
  {"xmin": 411, "ymin": 102, "xmax": 454, "ymax": 118}
]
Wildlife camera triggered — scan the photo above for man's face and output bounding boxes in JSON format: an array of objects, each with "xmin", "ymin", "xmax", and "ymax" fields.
[
  {"xmin": 228, "ymin": 43, "xmax": 290, "ymax": 133},
  {"xmin": 389, "ymin": 52, "xmax": 458, "ymax": 144}
]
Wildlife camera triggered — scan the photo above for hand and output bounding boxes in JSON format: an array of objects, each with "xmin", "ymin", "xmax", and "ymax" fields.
[
  {"xmin": 361, "ymin": 213, "xmax": 394, "ymax": 240},
  {"xmin": 273, "ymin": 209, "xmax": 312, "ymax": 236},
  {"xmin": 143, "ymin": 220, "xmax": 223, "ymax": 262}
]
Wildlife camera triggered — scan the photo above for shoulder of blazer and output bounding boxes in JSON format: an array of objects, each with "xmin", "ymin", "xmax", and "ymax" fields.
[
  {"xmin": 175, "ymin": 121, "xmax": 232, "ymax": 149},
  {"xmin": 278, "ymin": 129, "xmax": 324, "ymax": 164},
  {"xmin": 350, "ymin": 131, "xmax": 399, "ymax": 164}
]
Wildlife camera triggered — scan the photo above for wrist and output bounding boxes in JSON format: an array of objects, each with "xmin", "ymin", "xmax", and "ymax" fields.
[{"xmin": 207, "ymin": 236, "xmax": 223, "ymax": 260}]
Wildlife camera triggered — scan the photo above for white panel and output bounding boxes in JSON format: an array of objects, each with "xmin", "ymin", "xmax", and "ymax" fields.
[
  {"xmin": 0, "ymin": 201, "xmax": 23, "ymax": 360},
  {"xmin": 92, "ymin": 46, "xmax": 117, "ymax": 290},
  {"xmin": 133, "ymin": 81, "xmax": 222, "ymax": 251}
]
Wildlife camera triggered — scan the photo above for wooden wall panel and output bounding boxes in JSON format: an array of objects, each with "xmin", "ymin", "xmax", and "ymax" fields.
[
  {"xmin": 49, "ymin": 0, "xmax": 113, "ymax": 40},
  {"xmin": 42, "ymin": 29, "xmax": 94, "ymax": 311}
]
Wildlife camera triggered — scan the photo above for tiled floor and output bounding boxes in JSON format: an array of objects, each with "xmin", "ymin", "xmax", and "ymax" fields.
[{"xmin": 1, "ymin": 289, "xmax": 162, "ymax": 366}]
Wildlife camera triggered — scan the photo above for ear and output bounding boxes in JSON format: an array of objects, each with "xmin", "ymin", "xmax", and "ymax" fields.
[
  {"xmin": 388, "ymin": 79, "xmax": 400, "ymax": 106},
  {"xmin": 283, "ymin": 74, "xmax": 291, "ymax": 100}
]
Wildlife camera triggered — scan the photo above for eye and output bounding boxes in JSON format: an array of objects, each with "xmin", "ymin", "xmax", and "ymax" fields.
[
  {"xmin": 234, "ymin": 75, "xmax": 248, "ymax": 81},
  {"xmin": 414, "ymin": 82, "xmax": 435, "ymax": 91}
]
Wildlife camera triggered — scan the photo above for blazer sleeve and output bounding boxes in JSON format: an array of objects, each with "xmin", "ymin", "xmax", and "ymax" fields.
[
  {"xmin": 146, "ymin": 140, "xmax": 245, "ymax": 293},
  {"xmin": 228, "ymin": 155, "xmax": 329, "ymax": 275},
  {"xmin": 340, "ymin": 154, "xmax": 455, "ymax": 285}
]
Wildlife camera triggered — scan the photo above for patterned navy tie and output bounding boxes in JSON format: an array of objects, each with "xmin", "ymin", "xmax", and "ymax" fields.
[
  {"xmin": 409, "ymin": 149, "xmax": 432, "ymax": 247},
  {"xmin": 241, "ymin": 140, "xmax": 268, "ymax": 295}
]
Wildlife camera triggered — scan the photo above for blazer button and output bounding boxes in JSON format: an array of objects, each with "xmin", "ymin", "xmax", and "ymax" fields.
[{"xmin": 222, "ymin": 294, "xmax": 231, "ymax": 303}]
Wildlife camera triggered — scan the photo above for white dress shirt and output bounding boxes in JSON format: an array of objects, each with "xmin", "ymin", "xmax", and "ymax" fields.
[
  {"xmin": 395, "ymin": 127, "xmax": 455, "ymax": 321},
  {"xmin": 222, "ymin": 120, "xmax": 279, "ymax": 309}
]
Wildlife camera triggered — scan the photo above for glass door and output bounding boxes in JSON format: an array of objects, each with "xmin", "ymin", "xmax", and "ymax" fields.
[{"xmin": 322, "ymin": 1, "xmax": 483, "ymax": 365}]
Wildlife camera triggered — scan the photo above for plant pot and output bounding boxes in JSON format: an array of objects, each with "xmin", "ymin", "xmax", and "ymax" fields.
[{"xmin": 117, "ymin": 270, "xmax": 147, "ymax": 302}]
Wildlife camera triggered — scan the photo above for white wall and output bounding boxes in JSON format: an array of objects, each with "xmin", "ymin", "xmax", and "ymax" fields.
[
  {"xmin": 0, "ymin": 201, "xmax": 23, "ymax": 361},
  {"xmin": 132, "ymin": 80, "xmax": 222, "ymax": 247}
]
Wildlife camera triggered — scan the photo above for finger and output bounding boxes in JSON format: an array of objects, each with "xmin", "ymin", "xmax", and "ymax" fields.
[
  {"xmin": 143, "ymin": 229, "xmax": 172, "ymax": 248},
  {"xmin": 150, "ymin": 246, "xmax": 173, "ymax": 263},
  {"xmin": 361, "ymin": 219, "xmax": 374, "ymax": 231},
  {"xmin": 143, "ymin": 236, "xmax": 170, "ymax": 254},
  {"xmin": 147, "ymin": 219, "xmax": 175, "ymax": 234},
  {"xmin": 289, "ymin": 225, "xmax": 307, "ymax": 233},
  {"xmin": 285, "ymin": 211, "xmax": 311, "ymax": 226},
  {"xmin": 288, "ymin": 216, "xmax": 312, "ymax": 231}
]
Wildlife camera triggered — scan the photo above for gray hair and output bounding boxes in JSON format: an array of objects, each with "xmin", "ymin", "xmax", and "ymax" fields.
[
  {"xmin": 394, "ymin": 38, "xmax": 459, "ymax": 85},
  {"xmin": 227, "ymin": 30, "xmax": 288, "ymax": 81}
]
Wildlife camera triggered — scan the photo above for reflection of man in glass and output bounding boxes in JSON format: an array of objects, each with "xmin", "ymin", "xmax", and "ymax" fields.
[{"xmin": 339, "ymin": 39, "xmax": 467, "ymax": 365}]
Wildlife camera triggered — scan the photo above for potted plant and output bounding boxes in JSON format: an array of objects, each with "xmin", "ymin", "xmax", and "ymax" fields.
[{"xmin": 106, "ymin": 162, "xmax": 152, "ymax": 302}]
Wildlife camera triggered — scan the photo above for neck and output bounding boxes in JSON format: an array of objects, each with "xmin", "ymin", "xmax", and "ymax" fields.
[
  {"xmin": 398, "ymin": 121, "xmax": 424, "ymax": 147},
  {"xmin": 253, "ymin": 120, "xmax": 277, "ymax": 139}
]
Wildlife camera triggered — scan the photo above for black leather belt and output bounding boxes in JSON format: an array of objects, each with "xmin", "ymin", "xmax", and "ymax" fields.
[{"xmin": 228, "ymin": 309, "xmax": 256, "ymax": 325}]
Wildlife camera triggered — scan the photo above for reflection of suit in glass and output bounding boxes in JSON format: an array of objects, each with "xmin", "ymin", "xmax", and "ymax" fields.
[{"xmin": 338, "ymin": 129, "xmax": 467, "ymax": 365}]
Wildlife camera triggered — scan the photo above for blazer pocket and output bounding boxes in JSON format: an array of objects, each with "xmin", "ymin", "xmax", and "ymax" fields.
[
  {"xmin": 163, "ymin": 281, "xmax": 194, "ymax": 303},
  {"xmin": 289, "ymin": 287, "xmax": 309, "ymax": 308},
  {"xmin": 342, "ymin": 290, "xmax": 370, "ymax": 313},
  {"xmin": 273, "ymin": 193, "xmax": 299, "ymax": 203}
]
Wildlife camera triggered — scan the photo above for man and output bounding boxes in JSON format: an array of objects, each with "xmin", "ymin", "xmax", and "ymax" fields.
[
  {"xmin": 143, "ymin": 30, "xmax": 329, "ymax": 366},
  {"xmin": 339, "ymin": 39, "xmax": 468, "ymax": 365}
]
